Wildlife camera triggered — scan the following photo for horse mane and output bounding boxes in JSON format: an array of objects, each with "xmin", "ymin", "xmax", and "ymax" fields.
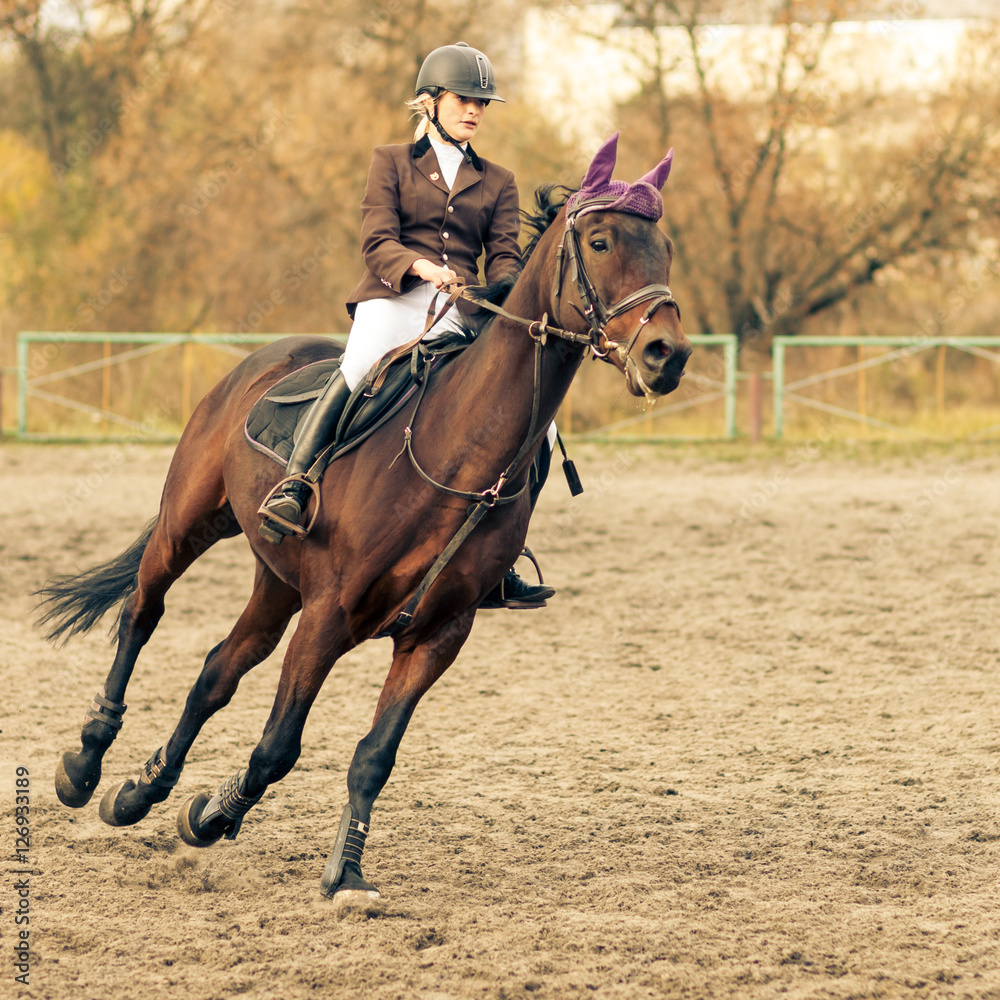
[
  {"xmin": 455, "ymin": 183, "xmax": 576, "ymax": 338},
  {"xmin": 520, "ymin": 183, "xmax": 575, "ymax": 262}
]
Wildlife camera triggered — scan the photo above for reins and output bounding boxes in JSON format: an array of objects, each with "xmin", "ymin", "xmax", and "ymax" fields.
[{"xmin": 434, "ymin": 201, "xmax": 680, "ymax": 393}]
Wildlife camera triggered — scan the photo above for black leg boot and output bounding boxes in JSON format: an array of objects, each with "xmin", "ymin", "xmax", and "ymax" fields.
[{"xmin": 258, "ymin": 370, "xmax": 352, "ymax": 545}]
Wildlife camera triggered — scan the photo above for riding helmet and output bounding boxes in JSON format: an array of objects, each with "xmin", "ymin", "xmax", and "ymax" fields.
[{"xmin": 414, "ymin": 42, "xmax": 505, "ymax": 103}]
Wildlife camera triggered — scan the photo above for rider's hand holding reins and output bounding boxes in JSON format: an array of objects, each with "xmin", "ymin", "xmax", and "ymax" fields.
[{"xmin": 409, "ymin": 258, "xmax": 458, "ymax": 288}]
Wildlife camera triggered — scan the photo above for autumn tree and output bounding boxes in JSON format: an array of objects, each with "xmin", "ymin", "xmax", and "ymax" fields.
[
  {"xmin": 563, "ymin": 0, "xmax": 1000, "ymax": 362},
  {"xmin": 0, "ymin": 0, "xmax": 571, "ymax": 353}
]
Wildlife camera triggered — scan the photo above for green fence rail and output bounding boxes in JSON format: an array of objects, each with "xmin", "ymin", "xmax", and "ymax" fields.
[
  {"xmin": 574, "ymin": 334, "xmax": 739, "ymax": 441},
  {"xmin": 14, "ymin": 330, "xmax": 740, "ymax": 443},
  {"xmin": 20, "ymin": 331, "xmax": 1000, "ymax": 443},
  {"xmin": 772, "ymin": 335, "xmax": 1000, "ymax": 439},
  {"xmin": 15, "ymin": 331, "xmax": 347, "ymax": 442}
]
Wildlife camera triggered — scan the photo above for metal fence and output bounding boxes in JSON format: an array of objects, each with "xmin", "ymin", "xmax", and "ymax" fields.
[
  {"xmin": 13, "ymin": 331, "xmax": 1000, "ymax": 443},
  {"xmin": 14, "ymin": 332, "xmax": 345, "ymax": 442},
  {"xmin": 11, "ymin": 331, "xmax": 740, "ymax": 442},
  {"xmin": 772, "ymin": 335, "xmax": 1000, "ymax": 439}
]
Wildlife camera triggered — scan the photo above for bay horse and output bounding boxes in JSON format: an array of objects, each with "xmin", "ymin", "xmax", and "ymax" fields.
[{"xmin": 36, "ymin": 133, "xmax": 691, "ymax": 904}]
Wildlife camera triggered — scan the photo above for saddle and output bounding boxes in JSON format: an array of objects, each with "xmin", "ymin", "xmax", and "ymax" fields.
[{"xmin": 244, "ymin": 336, "xmax": 470, "ymax": 468}]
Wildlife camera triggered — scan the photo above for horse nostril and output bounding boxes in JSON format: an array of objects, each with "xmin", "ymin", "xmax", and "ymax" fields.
[
  {"xmin": 644, "ymin": 339, "xmax": 683, "ymax": 369},
  {"xmin": 644, "ymin": 339, "xmax": 673, "ymax": 366}
]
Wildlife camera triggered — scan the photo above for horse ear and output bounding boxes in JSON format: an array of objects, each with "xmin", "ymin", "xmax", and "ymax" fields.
[
  {"xmin": 580, "ymin": 131, "xmax": 620, "ymax": 190},
  {"xmin": 637, "ymin": 148, "xmax": 674, "ymax": 190}
]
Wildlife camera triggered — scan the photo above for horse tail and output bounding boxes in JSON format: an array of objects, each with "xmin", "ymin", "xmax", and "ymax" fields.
[{"xmin": 35, "ymin": 517, "xmax": 158, "ymax": 645}]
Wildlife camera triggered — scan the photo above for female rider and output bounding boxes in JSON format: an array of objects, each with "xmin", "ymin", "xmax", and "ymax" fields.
[{"xmin": 259, "ymin": 42, "xmax": 554, "ymax": 608}]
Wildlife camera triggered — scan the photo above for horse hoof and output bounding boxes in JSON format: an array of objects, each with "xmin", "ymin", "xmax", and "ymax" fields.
[
  {"xmin": 177, "ymin": 793, "xmax": 222, "ymax": 848},
  {"xmin": 330, "ymin": 889, "xmax": 381, "ymax": 910},
  {"xmin": 98, "ymin": 779, "xmax": 155, "ymax": 827},
  {"xmin": 99, "ymin": 779, "xmax": 132, "ymax": 825},
  {"xmin": 55, "ymin": 752, "xmax": 97, "ymax": 808}
]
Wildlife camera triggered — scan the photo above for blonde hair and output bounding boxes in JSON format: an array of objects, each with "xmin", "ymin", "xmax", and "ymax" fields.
[{"xmin": 406, "ymin": 93, "xmax": 435, "ymax": 141}]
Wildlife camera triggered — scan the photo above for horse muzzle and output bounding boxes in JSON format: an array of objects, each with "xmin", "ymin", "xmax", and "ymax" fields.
[{"xmin": 618, "ymin": 327, "xmax": 691, "ymax": 399}]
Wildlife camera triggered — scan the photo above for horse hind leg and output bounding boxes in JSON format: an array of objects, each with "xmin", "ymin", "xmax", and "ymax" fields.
[
  {"xmin": 54, "ymin": 500, "xmax": 241, "ymax": 808},
  {"xmin": 43, "ymin": 518, "xmax": 161, "ymax": 807},
  {"xmin": 177, "ymin": 603, "xmax": 352, "ymax": 849},
  {"xmin": 100, "ymin": 559, "xmax": 299, "ymax": 828}
]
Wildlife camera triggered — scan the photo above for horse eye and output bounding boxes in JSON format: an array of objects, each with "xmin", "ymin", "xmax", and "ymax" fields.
[{"xmin": 590, "ymin": 239, "xmax": 609, "ymax": 253}]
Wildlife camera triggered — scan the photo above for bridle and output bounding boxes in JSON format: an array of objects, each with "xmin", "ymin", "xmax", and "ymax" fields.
[
  {"xmin": 553, "ymin": 199, "xmax": 681, "ymax": 396},
  {"xmin": 437, "ymin": 198, "xmax": 681, "ymax": 398}
]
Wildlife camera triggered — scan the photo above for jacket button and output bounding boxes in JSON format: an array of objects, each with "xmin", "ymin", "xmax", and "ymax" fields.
[
  {"xmin": 442, "ymin": 232, "xmax": 450, "ymax": 239},
  {"xmin": 442, "ymin": 253, "xmax": 449, "ymax": 261},
  {"xmin": 447, "ymin": 206, "xmax": 454, "ymax": 213}
]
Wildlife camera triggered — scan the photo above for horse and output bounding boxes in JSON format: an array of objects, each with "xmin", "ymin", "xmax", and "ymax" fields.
[{"xmin": 35, "ymin": 132, "xmax": 691, "ymax": 905}]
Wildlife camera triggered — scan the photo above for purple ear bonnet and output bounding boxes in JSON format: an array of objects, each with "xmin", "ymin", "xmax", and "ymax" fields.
[{"xmin": 566, "ymin": 132, "xmax": 674, "ymax": 222}]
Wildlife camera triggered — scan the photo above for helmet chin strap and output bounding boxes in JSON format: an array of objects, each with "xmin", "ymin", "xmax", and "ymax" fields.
[{"xmin": 428, "ymin": 111, "xmax": 474, "ymax": 166}]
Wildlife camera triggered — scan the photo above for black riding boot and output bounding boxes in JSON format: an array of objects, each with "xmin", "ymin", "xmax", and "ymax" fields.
[
  {"xmin": 258, "ymin": 370, "xmax": 352, "ymax": 545},
  {"xmin": 481, "ymin": 438, "xmax": 556, "ymax": 609},
  {"xmin": 480, "ymin": 566, "xmax": 556, "ymax": 609}
]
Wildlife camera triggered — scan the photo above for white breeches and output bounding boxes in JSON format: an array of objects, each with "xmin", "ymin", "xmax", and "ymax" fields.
[
  {"xmin": 340, "ymin": 283, "xmax": 464, "ymax": 391},
  {"xmin": 341, "ymin": 282, "xmax": 558, "ymax": 451}
]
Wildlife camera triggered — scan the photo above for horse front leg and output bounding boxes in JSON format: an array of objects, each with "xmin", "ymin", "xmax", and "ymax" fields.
[{"xmin": 321, "ymin": 612, "xmax": 476, "ymax": 905}]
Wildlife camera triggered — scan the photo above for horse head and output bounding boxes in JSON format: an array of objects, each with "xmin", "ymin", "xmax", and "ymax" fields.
[{"xmin": 554, "ymin": 132, "xmax": 691, "ymax": 397}]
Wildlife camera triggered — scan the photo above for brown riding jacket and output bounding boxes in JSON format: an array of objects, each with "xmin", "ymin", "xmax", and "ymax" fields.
[{"xmin": 346, "ymin": 136, "xmax": 521, "ymax": 318}]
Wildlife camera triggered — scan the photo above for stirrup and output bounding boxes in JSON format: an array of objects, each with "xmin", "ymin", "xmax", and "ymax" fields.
[
  {"xmin": 257, "ymin": 475, "xmax": 321, "ymax": 542},
  {"xmin": 480, "ymin": 547, "xmax": 554, "ymax": 610}
]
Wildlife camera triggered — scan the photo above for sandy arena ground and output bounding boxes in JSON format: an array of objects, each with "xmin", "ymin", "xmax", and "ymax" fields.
[{"xmin": 2, "ymin": 440, "xmax": 1000, "ymax": 1000}]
